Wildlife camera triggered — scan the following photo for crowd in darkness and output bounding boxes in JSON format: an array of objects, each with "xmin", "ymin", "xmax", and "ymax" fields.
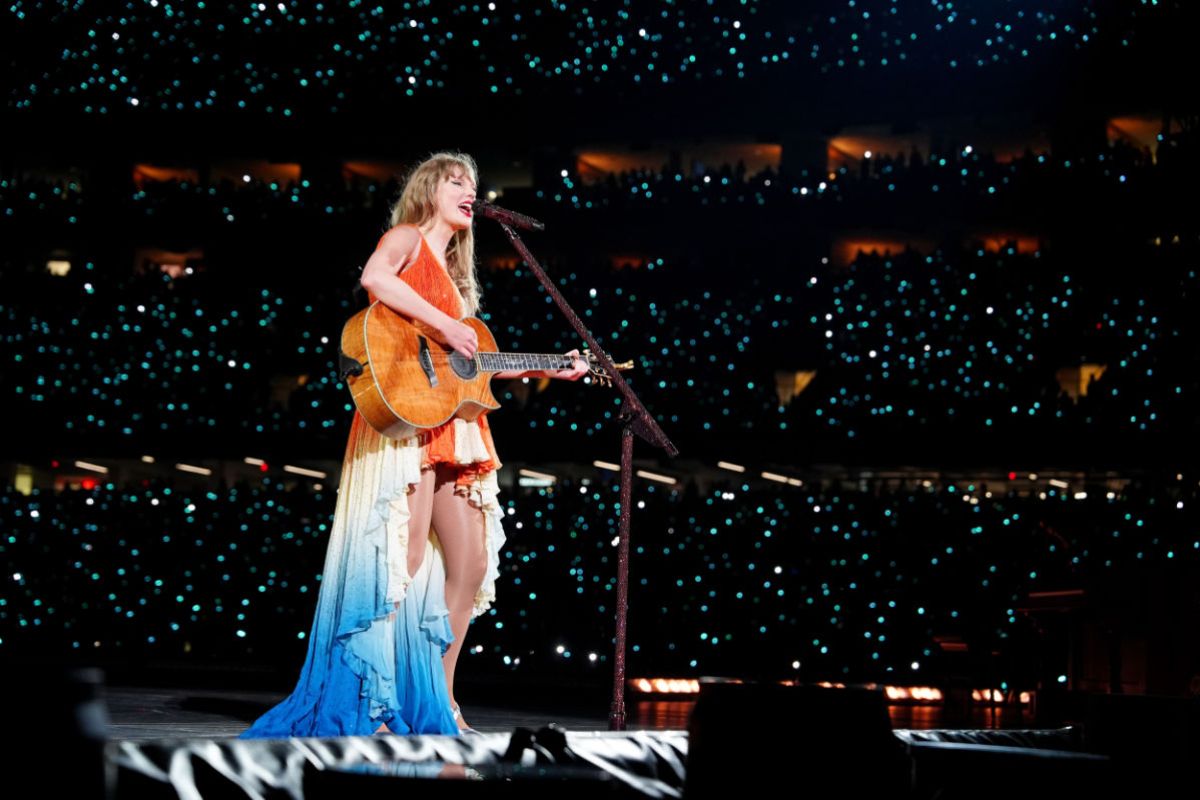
[
  {"xmin": 8, "ymin": 1, "xmax": 1170, "ymax": 114},
  {"xmin": 6, "ymin": 129, "xmax": 1195, "ymax": 235},
  {"xmin": 542, "ymin": 131, "xmax": 1191, "ymax": 224},
  {"xmin": 1, "ymin": 131, "xmax": 1196, "ymax": 465},
  {"xmin": 4, "ymin": 467, "xmax": 1198, "ymax": 689},
  {"xmin": 1, "ymin": 129, "xmax": 1198, "ymax": 692}
]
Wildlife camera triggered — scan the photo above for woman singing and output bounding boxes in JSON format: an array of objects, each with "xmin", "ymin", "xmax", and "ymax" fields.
[{"xmin": 238, "ymin": 152, "xmax": 587, "ymax": 738}]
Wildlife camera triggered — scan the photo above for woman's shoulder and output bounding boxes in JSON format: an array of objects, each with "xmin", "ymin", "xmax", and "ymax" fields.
[
  {"xmin": 366, "ymin": 224, "xmax": 425, "ymax": 282},
  {"xmin": 376, "ymin": 223, "xmax": 421, "ymax": 249},
  {"xmin": 375, "ymin": 224, "xmax": 424, "ymax": 266}
]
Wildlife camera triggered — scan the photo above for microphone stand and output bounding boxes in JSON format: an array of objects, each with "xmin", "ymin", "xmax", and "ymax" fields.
[{"xmin": 482, "ymin": 213, "xmax": 678, "ymax": 731}]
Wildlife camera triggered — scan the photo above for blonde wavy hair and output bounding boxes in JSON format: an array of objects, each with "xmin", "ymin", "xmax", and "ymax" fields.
[{"xmin": 386, "ymin": 151, "xmax": 483, "ymax": 316}]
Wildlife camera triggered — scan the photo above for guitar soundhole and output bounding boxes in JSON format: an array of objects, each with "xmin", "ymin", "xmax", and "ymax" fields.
[{"xmin": 448, "ymin": 351, "xmax": 478, "ymax": 380}]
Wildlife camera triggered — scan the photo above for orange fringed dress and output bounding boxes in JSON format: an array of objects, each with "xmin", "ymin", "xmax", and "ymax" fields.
[
  {"xmin": 368, "ymin": 224, "xmax": 503, "ymax": 490},
  {"xmin": 237, "ymin": 225, "xmax": 506, "ymax": 739}
]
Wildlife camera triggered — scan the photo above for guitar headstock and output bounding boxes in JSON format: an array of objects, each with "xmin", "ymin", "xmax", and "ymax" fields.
[{"xmin": 583, "ymin": 348, "xmax": 634, "ymax": 388}]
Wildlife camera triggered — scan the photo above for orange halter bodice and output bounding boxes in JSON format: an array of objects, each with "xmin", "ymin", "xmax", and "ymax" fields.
[{"xmin": 369, "ymin": 225, "xmax": 501, "ymax": 482}]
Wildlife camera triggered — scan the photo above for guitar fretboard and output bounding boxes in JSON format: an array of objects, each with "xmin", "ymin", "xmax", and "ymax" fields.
[{"xmin": 476, "ymin": 352, "xmax": 575, "ymax": 373}]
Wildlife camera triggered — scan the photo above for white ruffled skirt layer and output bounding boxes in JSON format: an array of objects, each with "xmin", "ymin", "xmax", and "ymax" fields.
[{"xmin": 238, "ymin": 412, "xmax": 506, "ymax": 738}]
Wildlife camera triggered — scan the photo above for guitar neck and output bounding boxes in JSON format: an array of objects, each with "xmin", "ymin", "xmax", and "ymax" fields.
[{"xmin": 477, "ymin": 352, "xmax": 576, "ymax": 373}]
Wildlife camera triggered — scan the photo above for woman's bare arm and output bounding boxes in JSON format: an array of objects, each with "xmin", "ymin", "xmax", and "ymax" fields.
[{"xmin": 360, "ymin": 226, "xmax": 457, "ymax": 333}]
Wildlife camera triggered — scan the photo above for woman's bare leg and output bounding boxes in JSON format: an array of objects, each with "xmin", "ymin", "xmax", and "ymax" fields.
[
  {"xmin": 405, "ymin": 465, "xmax": 438, "ymax": 590},
  {"xmin": 430, "ymin": 464, "xmax": 489, "ymax": 727},
  {"xmin": 375, "ymin": 464, "xmax": 437, "ymax": 735}
]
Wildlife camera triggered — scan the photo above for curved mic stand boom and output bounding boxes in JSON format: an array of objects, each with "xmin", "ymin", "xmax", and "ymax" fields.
[{"xmin": 481, "ymin": 209, "xmax": 678, "ymax": 731}]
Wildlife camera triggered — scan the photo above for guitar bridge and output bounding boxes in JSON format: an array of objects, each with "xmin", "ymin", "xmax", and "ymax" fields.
[{"xmin": 417, "ymin": 335, "xmax": 439, "ymax": 387}]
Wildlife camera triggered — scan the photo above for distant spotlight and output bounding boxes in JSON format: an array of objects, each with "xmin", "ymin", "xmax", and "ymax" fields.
[
  {"xmin": 632, "ymin": 677, "xmax": 700, "ymax": 694},
  {"xmin": 283, "ymin": 465, "xmax": 327, "ymax": 479}
]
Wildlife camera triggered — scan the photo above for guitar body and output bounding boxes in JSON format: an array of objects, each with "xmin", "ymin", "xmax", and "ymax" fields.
[{"xmin": 341, "ymin": 302, "xmax": 500, "ymax": 441}]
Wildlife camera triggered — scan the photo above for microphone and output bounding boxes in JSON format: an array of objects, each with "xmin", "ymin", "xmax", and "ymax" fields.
[{"xmin": 470, "ymin": 198, "xmax": 545, "ymax": 231}]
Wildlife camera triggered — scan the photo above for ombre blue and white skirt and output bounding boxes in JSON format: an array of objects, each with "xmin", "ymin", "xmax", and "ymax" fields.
[{"xmin": 237, "ymin": 412, "xmax": 506, "ymax": 738}]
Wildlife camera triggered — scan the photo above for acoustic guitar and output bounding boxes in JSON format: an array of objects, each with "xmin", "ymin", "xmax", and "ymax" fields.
[{"xmin": 338, "ymin": 304, "xmax": 633, "ymax": 440}]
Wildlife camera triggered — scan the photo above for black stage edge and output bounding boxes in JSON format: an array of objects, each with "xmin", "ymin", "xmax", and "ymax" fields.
[
  {"xmin": 5, "ymin": 662, "xmax": 1199, "ymax": 799},
  {"xmin": 111, "ymin": 729, "xmax": 689, "ymax": 800}
]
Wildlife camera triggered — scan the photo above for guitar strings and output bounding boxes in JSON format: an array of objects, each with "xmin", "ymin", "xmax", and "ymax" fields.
[
  {"xmin": 420, "ymin": 352, "xmax": 577, "ymax": 365},
  {"xmin": 416, "ymin": 353, "xmax": 581, "ymax": 374}
]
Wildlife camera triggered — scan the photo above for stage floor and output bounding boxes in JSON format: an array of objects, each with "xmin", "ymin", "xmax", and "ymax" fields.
[
  {"xmin": 103, "ymin": 684, "xmax": 694, "ymax": 741},
  {"xmin": 102, "ymin": 684, "xmax": 1034, "ymax": 741}
]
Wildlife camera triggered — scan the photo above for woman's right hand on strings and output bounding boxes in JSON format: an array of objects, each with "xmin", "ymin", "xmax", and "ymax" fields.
[{"xmin": 435, "ymin": 318, "xmax": 478, "ymax": 359}]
